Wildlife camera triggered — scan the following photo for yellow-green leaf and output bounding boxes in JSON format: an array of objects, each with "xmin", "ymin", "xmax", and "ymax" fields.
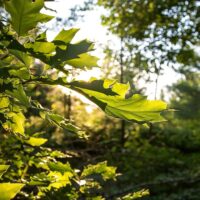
[
  {"xmin": 0, "ymin": 97, "xmax": 9, "ymax": 109},
  {"xmin": 9, "ymin": 50, "xmax": 33, "ymax": 67},
  {"xmin": 70, "ymin": 79, "xmax": 167, "ymax": 123},
  {"xmin": 25, "ymin": 137, "xmax": 47, "ymax": 146},
  {"xmin": 47, "ymin": 171, "xmax": 73, "ymax": 189},
  {"xmin": 0, "ymin": 183, "xmax": 24, "ymax": 200},
  {"xmin": 3, "ymin": 111, "xmax": 25, "ymax": 135},
  {"xmin": 66, "ymin": 53, "xmax": 99, "ymax": 69},
  {"xmin": 81, "ymin": 161, "xmax": 116, "ymax": 181},
  {"xmin": 53, "ymin": 28, "xmax": 79, "ymax": 44}
]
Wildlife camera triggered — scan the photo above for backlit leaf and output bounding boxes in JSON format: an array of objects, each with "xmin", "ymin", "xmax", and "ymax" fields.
[
  {"xmin": 8, "ymin": 49, "xmax": 33, "ymax": 67},
  {"xmin": 53, "ymin": 28, "xmax": 79, "ymax": 44},
  {"xmin": 66, "ymin": 53, "xmax": 99, "ymax": 69},
  {"xmin": 24, "ymin": 30, "xmax": 99, "ymax": 70},
  {"xmin": 44, "ymin": 112, "xmax": 81, "ymax": 133},
  {"xmin": 25, "ymin": 32, "xmax": 55, "ymax": 54},
  {"xmin": 4, "ymin": 0, "xmax": 53, "ymax": 36},
  {"xmin": 69, "ymin": 79, "xmax": 167, "ymax": 123},
  {"xmin": 50, "ymin": 40, "xmax": 95, "ymax": 67}
]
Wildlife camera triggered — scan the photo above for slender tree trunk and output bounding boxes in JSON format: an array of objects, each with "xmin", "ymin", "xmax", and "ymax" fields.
[
  {"xmin": 120, "ymin": 36, "xmax": 126, "ymax": 146},
  {"xmin": 154, "ymin": 72, "xmax": 159, "ymax": 100},
  {"xmin": 154, "ymin": 64, "xmax": 161, "ymax": 100},
  {"xmin": 64, "ymin": 93, "xmax": 71, "ymax": 121}
]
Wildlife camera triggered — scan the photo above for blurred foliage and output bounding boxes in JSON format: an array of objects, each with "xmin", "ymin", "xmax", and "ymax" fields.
[
  {"xmin": 97, "ymin": 0, "xmax": 200, "ymax": 73},
  {"xmin": 63, "ymin": 0, "xmax": 200, "ymax": 199},
  {"xmin": 70, "ymin": 0, "xmax": 200, "ymax": 81}
]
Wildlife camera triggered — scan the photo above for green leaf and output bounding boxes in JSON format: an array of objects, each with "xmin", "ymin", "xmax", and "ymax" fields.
[
  {"xmin": 6, "ymin": 85, "xmax": 30, "ymax": 107},
  {"xmin": 69, "ymin": 79, "xmax": 167, "ymax": 123},
  {"xmin": 24, "ymin": 29, "xmax": 99, "ymax": 70},
  {"xmin": 66, "ymin": 53, "xmax": 99, "ymax": 69},
  {"xmin": 2, "ymin": 32, "xmax": 27, "ymax": 52},
  {"xmin": 65, "ymin": 40, "xmax": 95, "ymax": 58},
  {"xmin": 0, "ymin": 165, "xmax": 10, "ymax": 178},
  {"xmin": 81, "ymin": 161, "xmax": 116, "ymax": 181},
  {"xmin": 53, "ymin": 28, "xmax": 79, "ymax": 44},
  {"xmin": 29, "ymin": 173, "xmax": 52, "ymax": 186},
  {"xmin": 50, "ymin": 40, "xmax": 95, "ymax": 67},
  {"xmin": 47, "ymin": 171, "xmax": 73, "ymax": 189},
  {"xmin": 4, "ymin": 0, "xmax": 53, "ymax": 36},
  {"xmin": 43, "ymin": 112, "xmax": 81, "ymax": 133},
  {"xmin": 104, "ymin": 94, "xmax": 167, "ymax": 123},
  {"xmin": 25, "ymin": 32, "xmax": 55, "ymax": 54},
  {"xmin": 8, "ymin": 49, "xmax": 33, "ymax": 67},
  {"xmin": 50, "ymin": 151, "xmax": 66, "ymax": 158},
  {"xmin": 9, "ymin": 67, "xmax": 30, "ymax": 80},
  {"xmin": 25, "ymin": 137, "xmax": 47, "ymax": 146},
  {"xmin": 48, "ymin": 162, "xmax": 72, "ymax": 175},
  {"xmin": 0, "ymin": 183, "xmax": 24, "ymax": 200},
  {"xmin": 26, "ymin": 41, "xmax": 55, "ymax": 54}
]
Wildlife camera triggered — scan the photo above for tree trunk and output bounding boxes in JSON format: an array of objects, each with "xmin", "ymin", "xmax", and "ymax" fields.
[{"xmin": 120, "ymin": 36, "xmax": 126, "ymax": 146}]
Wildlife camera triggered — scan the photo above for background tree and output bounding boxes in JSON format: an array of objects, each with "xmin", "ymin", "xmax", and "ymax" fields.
[{"xmin": 0, "ymin": 0, "xmax": 167, "ymax": 199}]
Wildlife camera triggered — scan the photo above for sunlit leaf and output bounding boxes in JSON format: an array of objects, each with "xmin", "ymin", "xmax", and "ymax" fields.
[
  {"xmin": 0, "ymin": 183, "xmax": 24, "ymax": 200},
  {"xmin": 53, "ymin": 28, "xmax": 79, "ymax": 44},
  {"xmin": 47, "ymin": 171, "xmax": 73, "ymax": 189},
  {"xmin": 50, "ymin": 40, "xmax": 95, "ymax": 67},
  {"xmin": 8, "ymin": 49, "xmax": 33, "ymax": 67},
  {"xmin": 66, "ymin": 53, "xmax": 99, "ymax": 69},
  {"xmin": 3, "ymin": 111, "xmax": 25, "ymax": 135},
  {"xmin": 69, "ymin": 79, "xmax": 167, "ymax": 123},
  {"xmin": 25, "ymin": 32, "xmax": 55, "ymax": 54},
  {"xmin": 50, "ymin": 150, "xmax": 66, "ymax": 158},
  {"xmin": 23, "ymin": 29, "xmax": 99, "ymax": 70},
  {"xmin": 9, "ymin": 67, "xmax": 30, "ymax": 80},
  {"xmin": 25, "ymin": 137, "xmax": 47, "ymax": 146},
  {"xmin": 29, "ymin": 173, "xmax": 53, "ymax": 186}
]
